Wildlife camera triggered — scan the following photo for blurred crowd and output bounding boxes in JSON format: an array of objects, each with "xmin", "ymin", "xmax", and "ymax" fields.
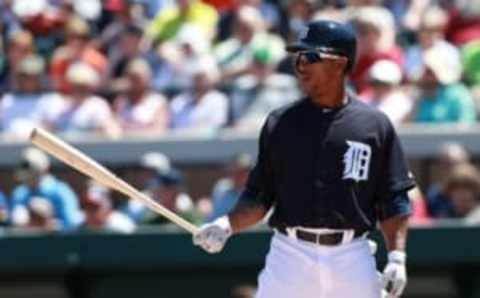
[
  {"xmin": 2, "ymin": 141, "xmax": 480, "ymax": 234},
  {"xmin": 1, "ymin": 0, "xmax": 480, "ymax": 233},
  {"xmin": 0, "ymin": 146, "xmax": 254, "ymax": 233},
  {"xmin": 0, "ymin": 0, "xmax": 480, "ymax": 141}
]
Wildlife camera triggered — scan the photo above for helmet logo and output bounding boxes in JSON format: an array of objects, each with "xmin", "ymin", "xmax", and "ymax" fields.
[{"xmin": 298, "ymin": 26, "xmax": 309, "ymax": 40}]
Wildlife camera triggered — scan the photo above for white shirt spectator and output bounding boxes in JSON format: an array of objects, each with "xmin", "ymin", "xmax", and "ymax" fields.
[
  {"xmin": 114, "ymin": 92, "xmax": 169, "ymax": 131},
  {"xmin": 362, "ymin": 60, "xmax": 413, "ymax": 126},
  {"xmin": 105, "ymin": 211, "xmax": 136, "ymax": 233},
  {"xmin": 366, "ymin": 91, "xmax": 413, "ymax": 126},
  {"xmin": 170, "ymin": 90, "xmax": 228, "ymax": 129},
  {"xmin": 0, "ymin": 93, "xmax": 44, "ymax": 137},
  {"xmin": 35, "ymin": 93, "xmax": 114, "ymax": 133}
]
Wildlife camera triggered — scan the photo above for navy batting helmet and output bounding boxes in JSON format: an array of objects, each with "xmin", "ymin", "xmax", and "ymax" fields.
[{"xmin": 286, "ymin": 20, "xmax": 357, "ymax": 72}]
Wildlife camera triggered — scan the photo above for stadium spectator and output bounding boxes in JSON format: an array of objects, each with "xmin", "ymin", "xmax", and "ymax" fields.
[
  {"xmin": 350, "ymin": 6, "xmax": 404, "ymax": 93},
  {"xmin": 50, "ymin": 16, "xmax": 107, "ymax": 93},
  {"xmin": 444, "ymin": 0, "xmax": 480, "ymax": 47},
  {"xmin": 143, "ymin": 167, "xmax": 202, "ymax": 225},
  {"xmin": 0, "ymin": 1, "xmax": 21, "ymax": 42},
  {"xmin": 106, "ymin": 24, "xmax": 147, "ymax": 80},
  {"xmin": 277, "ymin": 0, "xmax": 317, "ymax": 42},
  {"xmin": 170, "ymin": 57, "xmax": 228, "ymax": 131},
  {"xmin": 139, "ymin": 0, "xmax": 176, "ymax": 19},
  {"xmin": 0, "ymin": 30, "xmax": 35, "ymax": 90},
  {"xmin": 158, "ymin": 24, "xmax": 212, "ymax": 91},
  {"xmin": 239, "ymin": 0, "xmax": 281, "ymax": 31},
  {"xmin": 36, "ymin": 62, "xmax": 121, "ymax": 138},
  {"xmin": 79, "ymin": 180, "xmax": 136, "ymax": 233},
  {"xmin": 0, "ymin": 55, "xmax": 47, "ymax": 139},
  {"xmin": 203, "ymin": 0, "xmax": 235, "ymax": 14},
  {"xmin": 122, "ymin": 151, "xmax": 176, "ymax": 223},
  {"xmin": 25, "ymin": 197, "xmax": 59, "ymax": 231},
  {"xmin": 426, "ymin": 142, "xmax": 472, "ymax": 218},
  {"xmin": 97, "ymin": 1, "xmax": 147, "ymax": 56},
  {"xmin": 348, "ymin": 0, "xmax": 383, "ymax": 5},
  {"xmin": 104, "ymin": 22, "xmax": 174, "ymax": 91},
  {"xmin": 232, "ymin": 48, "xmax": 300, "ymax": 129},
  {"xmin": 214, "ymin": 5, "xmax": 285, "ymax": 83},
  {"xmin": 412, "ymin": 46, "xmax": 476, "ymax": 123},
  {"xmin": 402, "ymin": 0, "xmax": 432, "ymax": 32},
  {"xmin": 206, "ymin": 153, "xmax": 252, "ymax": 222},
  {"xmin": 11, "ymin": 0, "xmax": 67, "ymax": 58},
  {"xmin": 113, "ymin": 58, "xmax": 170, "ymax": 135},
  {"xmin": 404, "ymin": 6, "xmax": 460, "ymax": 83},
  {"xmin": 442, "ymin": 163, "xmax": 480, "ymax": 223},
  {"xmin": 462, "ymin": 40, "xmax": 480, "ymax": 88},
  {"xmin": 360, "ymin": 60, "xmax": 413, "ymax": 126},
  {"xmin": 215, "ymin": 0, "xmax": 281, "ymax": 42},
  {"xmin": 137, "ymin": 152, "xmax": 173, "ymax": 189},
  {"xmin": 0, "ymin": 191, "xmax": 8, "ymax": 225},
  {"xmin": 10, "ymin": 147, "xmax": 82, "ymax": 230},
  {"xmin": 145, "ymin": 0, "xmax": 219, "ymax": 44}
]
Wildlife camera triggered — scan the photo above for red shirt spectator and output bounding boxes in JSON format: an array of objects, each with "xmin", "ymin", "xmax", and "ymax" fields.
[
  {"xmin": 350, "ymin": 6, "xmax": 404, "ymax": 93},
  {"xmin": 445, "ymin": 8, "xmax": 480, "ymax": 46},
  {"xmin": 351, "ymin": 46, "xmax": 404, "ymax": 92},
  {"xmin": 50, "ymin": 16, "xmax": 107, "ymax": 93},
  {"xmin": 203, "ymin": 0, "xmax": 235, "ymax": 13}
]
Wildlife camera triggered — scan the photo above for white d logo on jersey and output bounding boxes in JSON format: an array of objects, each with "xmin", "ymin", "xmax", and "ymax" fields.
[{"xmin": 343, "ymin": 140, "xmax": 372, "ymax": 182}]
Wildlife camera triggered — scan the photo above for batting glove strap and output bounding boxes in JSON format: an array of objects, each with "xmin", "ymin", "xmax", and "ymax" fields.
[
  {"xmin": 213, "ymin": 215, "xmax": 233, "ymax": 237},
  {"xmin": 388, "ymin": 250, "xmax": 406, "ymax": 265}
]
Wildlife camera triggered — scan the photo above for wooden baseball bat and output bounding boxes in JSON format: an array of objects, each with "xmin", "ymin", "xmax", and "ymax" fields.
[{"xmin": 29, "ymin": 127, "xmax": 199, "ymax": 234}]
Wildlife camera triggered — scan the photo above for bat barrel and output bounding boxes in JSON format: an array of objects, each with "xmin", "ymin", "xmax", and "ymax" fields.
[{"xmin": 29, "ymin": 127, "xmax": 199, "ymax": 234}]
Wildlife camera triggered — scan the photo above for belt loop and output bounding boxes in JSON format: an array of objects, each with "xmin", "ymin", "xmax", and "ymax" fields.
[
  {"xmin": 343, "ymin": 230, "xmax": 354, "ymax": 244},
  {"xmin": 286, "ymin": 227, "xmax": 296, "ymax": 239}
]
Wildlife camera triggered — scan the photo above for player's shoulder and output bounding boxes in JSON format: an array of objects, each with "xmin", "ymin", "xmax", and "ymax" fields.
[
  {"xmin": 269, "ymin": 99, "xmax": 305, "ymax": 121},
  {"xmin": 263, "ymin": 99, "xmax": 304, "ymax": 131}
]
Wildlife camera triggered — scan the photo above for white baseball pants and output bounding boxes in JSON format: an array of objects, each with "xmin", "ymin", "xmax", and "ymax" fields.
[{"xmin": 256, "ymin": 232, "xmax": 382, "ymax": 298}]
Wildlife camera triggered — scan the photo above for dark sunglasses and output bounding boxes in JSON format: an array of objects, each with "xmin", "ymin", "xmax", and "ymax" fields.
[
  {"xmin": 295, "ymin": 51, "xmax": 343, "ymax": 65},
  {"xmin": 296, "ymin": 51, "xmax": 324, "ymax": 64}
]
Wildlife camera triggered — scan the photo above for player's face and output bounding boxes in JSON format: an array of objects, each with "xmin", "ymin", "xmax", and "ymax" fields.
[{"xmin": 294, "ymin": 51, "xmax": 347, "ymax": 94}]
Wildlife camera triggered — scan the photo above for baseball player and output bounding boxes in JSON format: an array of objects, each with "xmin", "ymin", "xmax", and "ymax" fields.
[{"xmin": 193, "ymin": 20, "xmax": 415, "ymax": 298}]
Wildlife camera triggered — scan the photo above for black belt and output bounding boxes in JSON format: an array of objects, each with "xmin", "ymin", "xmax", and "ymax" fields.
[{"xmin": 276, "ymin": 226, "xmax": 365, "ymax": 246}]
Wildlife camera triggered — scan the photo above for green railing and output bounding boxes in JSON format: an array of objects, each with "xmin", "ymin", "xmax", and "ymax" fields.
[{"xmin": 0, "ymin": 223, "xmax": 479, "ymax": 298}]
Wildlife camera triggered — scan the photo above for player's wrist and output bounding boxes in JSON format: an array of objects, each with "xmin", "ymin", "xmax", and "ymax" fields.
[
  {"xmin": 388, "ymin": 250, "xmax": 406, "ymax": 265},
  {"xmin": 213, "ymin": 215, "xmax": 233, "ymax": 236}
]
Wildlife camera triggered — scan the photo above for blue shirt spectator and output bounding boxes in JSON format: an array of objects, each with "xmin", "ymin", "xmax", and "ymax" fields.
[
  {"xmin": 10, "ymin": 175, "xmax": 82, "ymax": 230},
  {"xmin": 425, "ymin": 184, "xmax": 455, "ymax": 218},
  {"xmin": 425, "ymin": 142, "xmax": 471, "ymax": 218},
  {"xmin": 206, "ymin": 153, "xmax": 252, "ymax": 222},
  {"xmin": 0, "ymin": 191, "xmax": 8, "ymax": 224},
  {"xmin": 10, "ymin": 147, "xmax": 82, "ymax": 230},
  {"xmin": 207, "ymin": 179, "xmax": 241, "ymax": 222}
]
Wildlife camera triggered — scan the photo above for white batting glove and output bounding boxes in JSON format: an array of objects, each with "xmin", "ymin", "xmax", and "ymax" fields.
[
  {"xmin": 382, "ymin": 250, "xmax": 407, "ymax": 297},
  {"xmin": 193, "ymin": 216, "xmax": 232, "ymax": 254}
]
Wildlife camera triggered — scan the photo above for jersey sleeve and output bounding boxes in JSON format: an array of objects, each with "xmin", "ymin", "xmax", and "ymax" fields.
[
  {"xmin": 238, "ymin": 116, "xmax": 276, "ymax": 209},
  {"xmin": 376, "ymin": 118, "xmax": 416, "ymax": 219}
]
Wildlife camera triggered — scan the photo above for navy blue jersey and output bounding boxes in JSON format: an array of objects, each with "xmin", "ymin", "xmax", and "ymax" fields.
[{"xmin": 239, "ymin": 95, "xmax": 415, "ymax": 232}]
